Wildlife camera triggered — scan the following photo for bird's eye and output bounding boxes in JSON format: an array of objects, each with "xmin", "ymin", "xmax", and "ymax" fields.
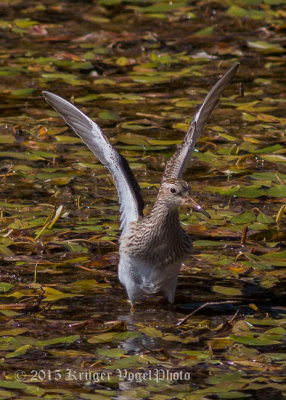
[{"xmin": 170, "ymin": 187, "xmax": 177, "ymax": 194}]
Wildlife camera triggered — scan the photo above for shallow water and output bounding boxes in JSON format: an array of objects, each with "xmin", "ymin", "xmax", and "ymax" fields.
[{"xmin": 0, "ymin": 1, "xmax": 286, "ymax": 399}]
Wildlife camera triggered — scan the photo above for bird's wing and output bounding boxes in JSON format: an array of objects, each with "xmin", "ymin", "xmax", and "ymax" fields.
[
  {"xmin": 162, "ymin": 63, "xmax": 239, "ymax": 181},
  {"xmin": 42, "ymin": 91, "xmax": 144, "ymax": 236}
]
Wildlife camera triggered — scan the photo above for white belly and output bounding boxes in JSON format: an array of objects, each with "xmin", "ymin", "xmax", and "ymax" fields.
[{"xmin": 118, "ymin": 253, "xmax": 182, "ymax": 304}]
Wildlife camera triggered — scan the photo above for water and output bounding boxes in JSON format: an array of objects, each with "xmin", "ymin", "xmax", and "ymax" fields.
[{"xmin": 0, "ymin": 1, "xmax": 285, "ymax": 399}]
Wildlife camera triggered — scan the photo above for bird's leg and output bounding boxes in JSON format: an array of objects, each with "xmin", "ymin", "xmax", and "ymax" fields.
[{"xmin": 163, "ymin": 275, "xmax": 179, "ymax": 304}]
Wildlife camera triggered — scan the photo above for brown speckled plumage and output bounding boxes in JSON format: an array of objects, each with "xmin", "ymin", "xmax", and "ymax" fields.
[{"xmin": 43, "ymin": 64, "xmax": 239, "ymax": 305}]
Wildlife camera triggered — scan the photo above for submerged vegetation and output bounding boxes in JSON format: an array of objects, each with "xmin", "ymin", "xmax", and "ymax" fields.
[{"xmin": 0, "ymin": 0, "xmax": 285, "ymax": 399}]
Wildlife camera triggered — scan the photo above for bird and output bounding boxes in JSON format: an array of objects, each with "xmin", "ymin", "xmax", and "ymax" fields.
[{"xmin": 42, "ymin": 63, "xmax": 239, "ymax": 305}]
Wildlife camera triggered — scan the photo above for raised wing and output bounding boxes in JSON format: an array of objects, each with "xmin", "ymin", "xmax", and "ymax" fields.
[
  {"xmin": 42, "ymin": 91, "xmax": 144, "ymax": 236},
  {"xmin": 162, "ymin": 63, "xmax": 239, "ymax": 181}
]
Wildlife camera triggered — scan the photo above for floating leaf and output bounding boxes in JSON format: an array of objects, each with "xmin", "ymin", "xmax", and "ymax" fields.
[
  {"xmin": 42, "ymin": 287, "xmax": 77, "ymax": 302},
  {"xmin": 208, "ymin": 338, "xmax": 233, "ymax": 350},
  {"xmin": 268, "ymin": 185, "xmax": 286, "ymax": 198},
  {"xmin": 97, "ymin": 348, "xmax": 127, "ymax": 358},
  {"xmin": 120, "ymin": 122, "xmax": 151, "ymax": 131},
  {"xmin": 88, "ymin": 332, "xmax": 120, "ymax": 344},
  {"xmin": 212, "ymin": 286, "xmax": 242, "ymax": 296},
  {"xmin": 98, "ymin": 111, "xmax": 118, "ymax": 120},
  {"xmin": 194, "ymin": 240, "xmax": 223, "ymax": 247},
  {"xmin": 0, "ymin": 135, "xmax": 15, "ymax": 144},
  {"xmin": 88, "ymin": 331, "xmax": 139, "ymax": 344},
  {"xmin": 0, "ymin": 282, "xmax": 13, "ymax": 293},
  {"xmin": 227, "ymin": 5, "xmax": 248, "ymax": 17},
  {"xmin": 237, "ymin": 186, "xmax": 266, "ymax": 198},
  {"xmin": 0, "ymin": 328, "xmax": 28, "ymax": 336},
  {"xmin": 11, "ymin": 88, "xmax": 34, "ymax": 96},
  {"xmin": 139, "ymin": 326, "xmax": 163, "ymax": 338},
  {"xmin": 248, "ymin": 222, "xmax": 268, "ymax": 231},
  {"xmin": 0, "ymin": 380, "xmax": 45, "ymax": 396},
  {"xmin": 257, "ymin": 113, "xmax": 285, "ymax": 123},
  {"xmin": 231, "ymin": 211, "xmax": 256, "ymax": 224},
  {"xmin": 257, "ymin": 212, "xmax": 275, "ymax": 224},
  {"xmin": 14, "ymin": 18, "xmax": 38, "ymax": 28},
  {"xmin": 36, "ymin": 335, "xmax": 79, "ymax": 347},
  {"xmin": 93, "ymin": 78, "xmax": 116, "ymax": 85},
  {"xmin": 76, "ymin": 94, "xmax": 99, "ymax": 103},
  {"xmin": 208, "ymin": 371, "xmax": 243, "ymax": 385},
  {"xmin": 130, "ymin": 74, "xmax": 170, "ymax": 84},
  {"xmin": 261, "ymin": 154, "xmax": 286, "ymax": 163},
  {"xmin": 248, "ymin": 40, "xmax": 285, "ymax": 53},
  {"xmin": 229, "ymin": 334, "xmax": 280, "ymax": 346},
  {"xmin": 6, "ymin": 344, "xmax": 30, "ymax": 358},
  {"xmin": 254, "ymin": 144, "xmax": 283, "ymax": 154},
  {"xmin": 69, "ymin": 279, "xmax": 111, "ymax": 293},
  {"xmin": 195, "ymin": 26, "xmax": 214, "ymax": 36}
]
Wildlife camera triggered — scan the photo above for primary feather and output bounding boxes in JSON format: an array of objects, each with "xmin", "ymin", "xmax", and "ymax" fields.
[
  {"xmin": 42, "ymin": 91, "xmax": 144, "ymax": 236},
  {"xmin": 162, "ymin": 63, "xmax": 239, "ymax": 181}
]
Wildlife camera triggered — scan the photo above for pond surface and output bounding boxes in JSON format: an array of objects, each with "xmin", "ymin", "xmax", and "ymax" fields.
[{"xmin": 0, "ymin": 0, "xmax": 285, "ymax": 399}]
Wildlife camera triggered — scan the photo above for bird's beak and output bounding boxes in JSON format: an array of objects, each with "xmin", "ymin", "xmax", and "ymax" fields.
[{"xmin": 184, "ymin": 196, "xmax": 211, "ymax": 218}]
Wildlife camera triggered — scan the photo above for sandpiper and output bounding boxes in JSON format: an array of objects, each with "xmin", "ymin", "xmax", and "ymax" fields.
[{"xmin": 43, "ymin": 63, "xmax": 239, "ymax": 305}]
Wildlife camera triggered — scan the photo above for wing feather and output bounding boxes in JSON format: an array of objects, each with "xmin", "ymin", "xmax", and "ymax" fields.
[
  {"xmin": 162, "ymin": 63, "xmax": 239, "ymax": 181},
  {"xmin": 42, "ymin": 91, "xmax": 144, "ymax": 236}
]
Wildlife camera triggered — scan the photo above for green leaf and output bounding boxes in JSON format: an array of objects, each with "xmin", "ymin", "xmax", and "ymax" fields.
[
  {"xmin": 14, "ymin": 18, "xmax": 38, "ymax": 28},
  {"xmin": 194, "ymin": 151, "xmax": 224, "ymax": 168},
  {"xmin": 6, "ymin": 344, "xmax": 30, "ymax": 358},
  {"xmin": 11, "ymin": 88, "xmax": 34, "ymax": 96},
  {"xmin": 194, "ymin": 240, "xmax": 223, "ymax": 247},
  {"xmin": 0, "ymin": 282, "xmax": 13, "ymax": 293},
  {"xmin": 76, "ymin": 94, "xmax": 99, "ymax": 103},
  {"xmin": 0, "ymin": 135, "xmax": 15, "ymax": 144},
  {"xmin": 130, "ymin": 74, "xmax": 170, "ymax": 84},
  {"xmin": 254, "ymin": 144, "xmax": 283, "ymax": 154},
  {"xmin": 0, "ymin": 328, "xmax": 28, "ymax": 336},
  {"xmin": 97, "ymin": 348, "xmax": 127, "ymax": 357},
  {"xmin": 250, "ymin": 171, "xmax": 286, "ymax": 183},
  {"xmin": 35, "ymin": 205, "xmax": 64, "ymax": 239},
  {"xmin": 88, "ymin": 332, "xmax": 120, "ymax": 344},
  {"xmin": 195, "ymin": 26, "xmax": 214, "ymax": 36},
  {"xmin": 261, "ymin": 154, "xmax": 286, "ymax": 163},
  {"xmin": 139, "ymin": 326, "xmax": 163, "ymax": 338},
  {"xmin": 36, "ymin": 335, "xmax": 79, "ymax": 347},
  {"xmin": 268, "ymin": 185, "xmax": 286, "ymax": 198},
  {"xmin": 208, "ymin": 371, "xmax": 243, "ymax": 385},
  {"xmin": 257, "ymin": 213, "xmax": 275, "ymax": 224},
  {"xmin": 262, "ymin": 250, "xmax": 286, "ymax": 265},
  {"xmin": 98, "ymin": 111, "xmax": 118, "ymax": 120},
  {"xmin": 230, "ymin": 211, "xmax": 256, "ymax": 224},
  {"xmin": 249, "ymin": 9, "xmax": 267, "ymax": 19},
  {"xmin": 213, "ymin": 286, "xmax": 242, "ymax": 296},
  {"xmin": 42, "ymin": 287, "xmax": 77, "ymax": 302},
  {"xmin": 206, "ymin": 185, "xmax": 241, "ymax": 196},
  {"xmin": 237, "ymin": 186, "xmax": 266, "ymax": 198},
  {"xmin": 248, "ymin": 222, "xmax": 268, "ymax": 231},
  {"xmin": 88, "ymin": 331, "xmax": 140, "ymax": 344},
  {"xmin": 229, "ymin": 334, "xmax": 281, "ymax": 346},
  {"xmin": 105, "ymin": 354, "xmax": 144, "ymax": 369},
  {"xmin": 227, "ymin": 5, "xmax": 248, "ymax": 17},
  {"xmin": 0, "ymin": 380, "xmax": 45, "ymax": 396},
  {"xmin": 248, "ymin": 40, "xmax": 285, "ymax": 54},
  {"xmin": 264, "ymin": 0, "xmax": 285, "ymax": 4},
  {"xmin": 69, "ymin": 279, "xmax": 111, "ymax": 293}
]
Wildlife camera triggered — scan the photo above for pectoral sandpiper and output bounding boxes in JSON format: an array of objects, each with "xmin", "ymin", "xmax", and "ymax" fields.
[{"xmin": 43, "ymin": 63, "xmax": 239, "ymax": 305}]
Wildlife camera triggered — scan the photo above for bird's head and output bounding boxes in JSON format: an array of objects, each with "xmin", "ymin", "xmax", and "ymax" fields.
[{"xmin": 158, "ymin": 178, "xmax": 210, "ymax": 218}]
